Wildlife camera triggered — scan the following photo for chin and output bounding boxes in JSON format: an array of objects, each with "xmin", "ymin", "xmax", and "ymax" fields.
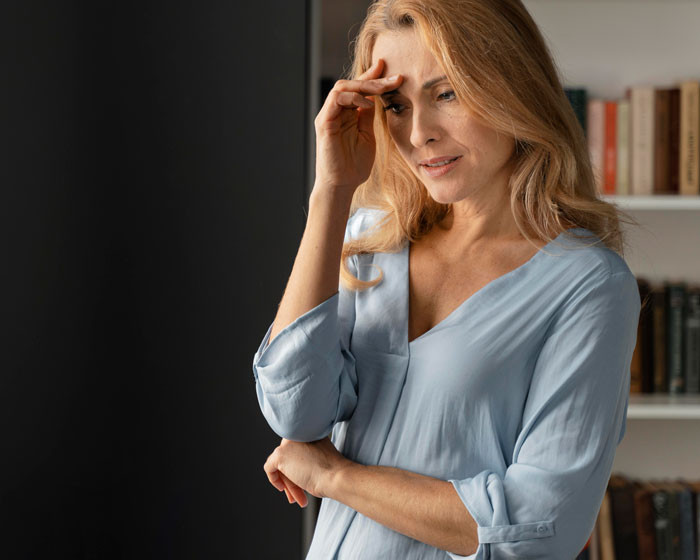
[{"xmin": 424, "ymin": 185, "xmax": 466, "ymax": 205}]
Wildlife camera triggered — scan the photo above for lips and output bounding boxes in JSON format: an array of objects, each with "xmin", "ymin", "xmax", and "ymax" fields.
[
  {"xmin": 419, "ymin": 155, "xmax": 461, "ymax": 167},
  {"xmin": 418, "ymin": 155, "xmax": 462, "ymax": 177}
]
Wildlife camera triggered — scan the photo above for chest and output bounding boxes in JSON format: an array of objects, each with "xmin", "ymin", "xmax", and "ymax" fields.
[{"xmin": 407, "ymin": 239, "xmax": 540, "ymax": 343}]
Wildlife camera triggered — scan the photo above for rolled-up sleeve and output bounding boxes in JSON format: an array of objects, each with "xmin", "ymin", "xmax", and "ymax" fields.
[
  {"xmin": 252, "ymin": 208, "xmax": 381, "ymax": 442},
  {"xmin": 252, "ymin": 290, "xmax": 358, "ymax": 442},
  {"xmin": 448, "ymin": 270, "xmax": 641, "ymax": 559}
]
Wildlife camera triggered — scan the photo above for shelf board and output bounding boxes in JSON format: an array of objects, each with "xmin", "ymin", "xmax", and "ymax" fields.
[
  {"xmin": 627, "ymin": 394, "xmax": 700, "ymax": 419},
  {"xmin": 602, "ymin": 195, "xmax": 700, "ymax": 210}
]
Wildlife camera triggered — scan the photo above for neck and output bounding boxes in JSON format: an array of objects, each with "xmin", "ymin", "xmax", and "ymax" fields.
[{"xmin": 435, "ymin": 182, "xmax": 523, "ymax": 250}]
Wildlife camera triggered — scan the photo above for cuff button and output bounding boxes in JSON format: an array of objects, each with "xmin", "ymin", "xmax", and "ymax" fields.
[{"xmin": 537, "ymin": 525, "xmax": 546, "ymax": 533}]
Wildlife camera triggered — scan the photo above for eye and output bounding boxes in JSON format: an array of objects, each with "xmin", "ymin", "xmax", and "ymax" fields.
[
  {"xmin": 438, "ymin": 90, "xmax": 456, "ymax": 101},
  {"xmin": 382, "ymin": 102, "xmax": 406, "ymax": 115}
]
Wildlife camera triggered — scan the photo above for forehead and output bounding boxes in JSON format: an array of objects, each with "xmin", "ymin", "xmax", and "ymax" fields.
[{"xmin": 371, "ymin": 29, "xmax": 443, "ymax": 82}]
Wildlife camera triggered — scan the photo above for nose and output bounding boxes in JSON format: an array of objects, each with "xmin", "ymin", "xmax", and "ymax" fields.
[{"xmin": 409, "ymin": 105, "xmax": 441, "ymax": 148}]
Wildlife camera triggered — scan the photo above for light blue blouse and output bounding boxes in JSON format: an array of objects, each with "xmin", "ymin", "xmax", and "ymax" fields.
[{"xmin": 252, "ymin": 207, "xmax": 640, "ymax": 560}]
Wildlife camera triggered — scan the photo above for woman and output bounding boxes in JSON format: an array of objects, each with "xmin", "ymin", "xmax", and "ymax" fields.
[{"xmin": 252, "ymin": 0, "xmax": 640, "ymax": 558}]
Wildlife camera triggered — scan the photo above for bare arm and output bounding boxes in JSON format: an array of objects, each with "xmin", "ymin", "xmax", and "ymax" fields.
[
  {"xmin": 265, "ymin": 59, "xmax": 403, "ymax": 346},
  {"xmin": 331, "ymin": 462, "xmax": 478, "ymax": 556},
  {"xmin": 264, "ymin": 438, "xmax": 479, "ymax": 557},
  {"xmin": 267, "ymin": 189, "xmax": 353, "ymax": 345}
]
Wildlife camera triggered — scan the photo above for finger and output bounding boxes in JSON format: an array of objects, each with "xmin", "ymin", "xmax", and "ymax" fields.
[
  {"xmin": 357, "ymin": 102, "xmax": 376, "ymax": 139},
  {"xmin": 265, "ymin": 468, "xmax": 286, "ymax": 493},
  {"xmin": 323, "ymin": 89, "xmax": 380, "ymax": 124},
  {"xmin": 264, "ymin": 455, "xmax": 288, "ymax": 493},
  {"xmin": 333, "ymin": 75, "xmax": 401, "ymax": 96},
  {"xmin": 279, "ymin": 472, "xmax": 307, "ymax": 507},
  {"xmin": 336, "ymin": 91, "xmax": 374, "ymax": 110},
  {"xmin": 286, "ymin": 479, "xmax": 308, "ymax": 507},
  {"xmin": 356, "ymin": 58, "xmax": 384, "ymax": 80},
  {"xmin": 283, "ymin": 487, "xmax": 295, "ymax": 504}
]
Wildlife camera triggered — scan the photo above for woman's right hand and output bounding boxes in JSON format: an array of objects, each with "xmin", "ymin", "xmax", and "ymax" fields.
[{"xmin": 313, "ymin": 58, "xmax": 403, "ymax": 197}]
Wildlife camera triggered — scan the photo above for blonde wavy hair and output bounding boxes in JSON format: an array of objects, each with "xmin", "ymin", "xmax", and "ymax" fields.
[{"xmin": 339, "ymin": 0, "xmax": 638, "ymax": 291}]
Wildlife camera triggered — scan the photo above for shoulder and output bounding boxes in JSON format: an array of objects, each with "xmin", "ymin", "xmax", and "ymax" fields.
[
  {"xmin": 544, "ymin": 227, "xmax": 635, "ymax": 280},
  {"xmin": 344, "ymin": 207, "xmax": 390, "ymax": 243},
  {"xmin": 539, "ymin": 227, "xmax": 640, "ymax": 311}
]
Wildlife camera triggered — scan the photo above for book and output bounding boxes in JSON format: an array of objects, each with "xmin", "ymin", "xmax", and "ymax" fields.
[
  {"xmin": 616, "ymin": 100, "xmax": 631, "ymax": 196},
  {"xmin": 650, "ymin": 481, "xmax": 674, "ymax": 560},
  {"xmin": 669, "ymin": 481, "xmax": 696, "ymax": 560},
  {"xmin": 666, "ymin": 482, "xmax": 683, "ymax": 560},
  {"xmin": 565, "ymin": 87, "xmax": 588, "ymax": 135},
  {"xmin": 669, "ymin": 88, "xmax": 681, "ymax": 194},
  {"xmin": 608, "ymin": 474, "xmax": 640, "ymax": 560},
  {"xmin": 655, "ymin": 88, "xmax": 672, "ymax": 193},
  {"xmin": 653, "ymin": 286, "xmax": 669, "ymax": 393},
  {"xmin": 632, "ymin": 278, "xmax": 654, "ymax": 393},
  {"xmin": 679, "ymin": 81, "xmax": 700, "ymax": 196},
  {"xmin": 588, "ymin": 99, "xmax": 606, "ymax": 195},
  {"xmin": 633, "ymin": 481, "xmax": 658, "ymax": 560},
  {"xmin": 630, "ymin": 86, "xmax": 656, "ymax": 195},
  {"xmin": 685, "ymin": 287, "xmax": 700, "ymax": 394},
  {"xmin": 599, "ymin": 485, "xmax": 617, "ymax": 560},
  {"xmin": 667, "ymin": 283, "xmax": 687, "ymax": 394},
  {"xmin": 605, "ymin": 101, "xmax": 618, "ymax": 194}
]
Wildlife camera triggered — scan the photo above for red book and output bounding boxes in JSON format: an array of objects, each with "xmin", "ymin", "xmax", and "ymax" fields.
[{"xmin": 604, "ymin": 101, "xmax": 617, "ymax": 194}]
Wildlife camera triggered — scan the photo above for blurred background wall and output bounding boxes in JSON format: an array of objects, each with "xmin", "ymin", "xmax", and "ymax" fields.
[{"xmin": 1, "ymin": 1, "xmax": 310, "ymax": 557}]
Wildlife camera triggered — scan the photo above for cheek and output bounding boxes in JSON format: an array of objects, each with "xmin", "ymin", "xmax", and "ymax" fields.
[
  {"xmin": 386, "ymin": 118, "xmax": 408, "ymax": 146},
  {"xmin": 386, "ymin": 120, "xmax": 413, "ymax": 160}
]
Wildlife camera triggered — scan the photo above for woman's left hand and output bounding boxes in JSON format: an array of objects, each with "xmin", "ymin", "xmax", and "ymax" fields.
[{"xmin": 263, "ymin": 437, "xmax": 352, "ymax": 508}]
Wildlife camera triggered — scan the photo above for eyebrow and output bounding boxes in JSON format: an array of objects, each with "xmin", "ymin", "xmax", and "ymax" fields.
[{"xmin": 380, "ymin": 74, "xmax": 448, "ymax": 98}]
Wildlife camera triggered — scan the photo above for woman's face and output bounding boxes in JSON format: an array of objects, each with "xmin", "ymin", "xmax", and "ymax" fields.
[{"xmin": 371, "ymin": 29, "xmax": 516, "ymax": 205}]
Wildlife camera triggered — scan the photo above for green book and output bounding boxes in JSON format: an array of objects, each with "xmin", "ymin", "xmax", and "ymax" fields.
[
  {"xmin": 666, "ymin": 283, "xmax": 686, "ymax": 394},
  {"xmin": 564, "ymin": 87, "xmax": 588, "ymax": 136}
]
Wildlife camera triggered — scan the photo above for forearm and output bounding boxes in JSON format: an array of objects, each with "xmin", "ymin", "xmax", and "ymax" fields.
[
  {"xmin": 325, "ymin": 463, "xmax": 479, "ymax": 557},
  {"xmin": 268, "ymin": 186, "xmax": 354, "ymax": 345}
]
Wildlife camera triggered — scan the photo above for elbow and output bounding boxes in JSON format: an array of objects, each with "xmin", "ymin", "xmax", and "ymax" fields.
[
  {"xmin": 265, "ymin": 413, "xmax": 332, "ymax": 443},
  {"xmin": 257, "ymin": 390, "xmax": 333, "ymax": 442},
  {"xmin": 448, "ymin": 542, "xmax": 477, "ymax": 558}
]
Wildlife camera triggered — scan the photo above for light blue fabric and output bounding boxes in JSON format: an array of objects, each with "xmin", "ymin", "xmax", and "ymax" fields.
[{"xmin": 252, "ymin": 207, "xmax": 641, "ymax": 559}]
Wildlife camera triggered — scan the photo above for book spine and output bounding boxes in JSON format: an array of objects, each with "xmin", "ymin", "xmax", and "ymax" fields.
[
  {"xmin": 634, "ymin": 487, "xmax": 658, "ymax": 560},
  {"xmin": 599, "ymin": 488, "xmax": 616, "ymax": 560},
  {"xmin": 685, "ymin": 288, "xmax": 700, "ymax": 394},
  {"xmin": 565, "ymin": 87, "xmax": 588, "ymax": 136},
  {"xmin": 669, "ymin": 88, "xmax": 681, "ymax": 194},
  {"xmin": 653, "ymin": 489, "xmax": 673, "ymax": 560},
  {"xmin": 654, "ymin": 89, "xmax": 671, "ymax": 193},
  {"xmin": 604, "ymin": 101, "xmax": 617, "ymax": 194},
  {"xmin": 617, "ymin": 100, "xmax": 631, "ymax": 195},
  {"xmin": 679, "ymin": 81, "xmax": 700, "ymax": 196},
  {"xmin": 667, "ymin": 284, "xmax": 686, "ymax": 394},
  {"xmin": 668, "ymin": 489, "xmax": 681, "ymax": 560},
  {"xmin": 677, "ymin": 487, "xmax": 695, "ymax": 560},
  {"xmin": 631, "ymin": 87, "xmax": 655, "ymax": 195},
  {"xmin": 696, "ymin": 491, "xmax": 700, "ymax": 560},
  {"xmin": 588, "ymin": 99, "xmax": 606, "ymax": 195},
  {"xmin": 653, "ymin": 287, "xmax": 668, "ymax": 393},
  {"xmin": 631, "ymin": 278, "xmax": 644, "ymax": 393}
]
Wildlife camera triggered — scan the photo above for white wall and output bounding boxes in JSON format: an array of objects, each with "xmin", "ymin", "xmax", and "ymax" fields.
[{"xmin": 523, "ymin": 0, "xmax": 700, "ymax": 99}]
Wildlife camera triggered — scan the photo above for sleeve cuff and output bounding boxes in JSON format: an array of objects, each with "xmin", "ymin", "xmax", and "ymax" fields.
[
  {"xmin": 252, "ymin": 291, "xmax": 341, "ymax": 387},
  {"xmin": 450, "ymin": 472, "xmax": 555, "ymax": 547}
]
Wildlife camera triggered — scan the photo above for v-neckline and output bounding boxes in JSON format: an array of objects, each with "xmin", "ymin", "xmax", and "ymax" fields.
[{"xmin": 405, "ymin": 231, "xmax": 567, "ymax": 347}]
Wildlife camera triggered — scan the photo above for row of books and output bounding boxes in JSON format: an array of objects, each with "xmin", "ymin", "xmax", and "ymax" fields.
[
  {"xmin": 632, "ymin": 278, "xmax": 700, "ymax": 395},
  {"xmin": 564, "ymin": 81, "xmax": 700, "ymax": 197},
  {"xmin": 576, "ymin": 474, "xmax": 700, "ymax": 560}
]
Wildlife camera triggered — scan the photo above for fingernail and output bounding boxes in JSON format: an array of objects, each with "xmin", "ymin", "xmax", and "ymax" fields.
[{"xmin": 386, "ymin": 75, "xmax": 399, "ymax": 82}]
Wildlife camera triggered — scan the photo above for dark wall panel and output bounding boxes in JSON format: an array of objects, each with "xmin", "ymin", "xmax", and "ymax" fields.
[{"xmin": 1, "ymin": 1, "xmax": 308, "ymax": 558}]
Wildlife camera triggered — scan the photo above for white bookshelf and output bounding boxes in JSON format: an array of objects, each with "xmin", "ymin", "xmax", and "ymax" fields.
[
  {"xmin": 602, "ymin": 195, "xmax": 700, "ymax": 211},
  {"xmin": 524, "ymin": 0, "xmax": 700, "ymax": 480},
  {"xmin": 627, "ymin": 394, "xmax": 700, "ymax": 420}
]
